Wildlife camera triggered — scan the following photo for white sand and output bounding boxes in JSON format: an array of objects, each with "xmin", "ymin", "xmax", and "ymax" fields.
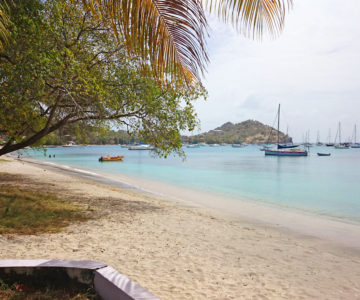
[{"xmin": 1, "ymin": 157, "xmax": 360, "ymax": 299}]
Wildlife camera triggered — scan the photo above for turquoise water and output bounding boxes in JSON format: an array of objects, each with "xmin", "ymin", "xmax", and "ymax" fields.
[{"xmin": 22, "ymin": 145, "xmax": 360, "ymax": 222}]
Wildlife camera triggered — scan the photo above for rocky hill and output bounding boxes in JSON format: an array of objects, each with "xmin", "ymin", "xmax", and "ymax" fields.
[{"xmin": 184, "ymin": 120, "xmax": 292, "ymax": 144}]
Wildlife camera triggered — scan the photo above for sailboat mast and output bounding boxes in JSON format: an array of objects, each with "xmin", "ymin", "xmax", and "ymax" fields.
[
  {"xmin": 277, "ymin": 104, "xmax": 280, "ymax": 145},
  {"xmin": 355, "ymin": 125, "xmax": 357, "ymax": 144},
  {"xmin": 339, "ymin": 122, "xmax": 341, "ymax": 144}
]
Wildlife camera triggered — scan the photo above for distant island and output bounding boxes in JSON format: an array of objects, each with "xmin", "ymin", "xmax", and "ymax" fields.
[{"xmin": 182, "ymin": 120, "xmax": 292, "ymax": 144}]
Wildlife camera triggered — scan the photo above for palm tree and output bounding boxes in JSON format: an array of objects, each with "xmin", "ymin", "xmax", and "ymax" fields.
[{"xmin": 1, "ymin": 0, "xmax": 292, "ymax": 84}]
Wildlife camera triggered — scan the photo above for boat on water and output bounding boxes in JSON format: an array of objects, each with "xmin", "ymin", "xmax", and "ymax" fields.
[
  {"xmin": 128, "ymin": 143, "xmax": 155, "ymax": 150},
  {"xmin": 317, "ymin": 153, "xmax": 331, "ymax": 156},
  {"xmin": 278, "ymin": 143, "xmax": 299, "ymax": 149},
  {"xmin": 62, "ymin": 142, "xmax": 76, "ymax": 147},
  {"xmin": 99, "ymin": 155, "xmax": 124, "ymax": 161},
  {"xmin": 335, "ymin": 144, "xmax": 349, "ymax": 149},
  {"xmin": 264, "ymin": 104, "xmax": 308, "ymax": 157},
  {"xmin": 316, "ymin": 131, "xmax": 323, "ymax": 146},
  {"xmin": 187, "ymin": 143, "xmax": 200, "ymax": 148},
  {"xmin": 259, "ymin": 144, "xmax": 272, "ymax": 151},
  {"xmin": 351, "ymin": 125, "xmax": 360, "ymax": 148},
  {"xmin": 265, "ymin": 148, "xmax": 308, "ymax": 156},
  {"xmin": 232, "ymin": 143, "xmax": 246, "ymax": 148},
  {"xmin": 325, "ymin": 129, "xmax": 334, "ymax": 146},
  {"xmin": 334, "ymin": 122, "xmax": 349, "ymax": 149}
]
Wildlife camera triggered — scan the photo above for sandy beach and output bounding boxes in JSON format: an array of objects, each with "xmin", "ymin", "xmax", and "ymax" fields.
[{"xmin": 1, "ymin": 157, "xmax": 360, "ymax": 299}]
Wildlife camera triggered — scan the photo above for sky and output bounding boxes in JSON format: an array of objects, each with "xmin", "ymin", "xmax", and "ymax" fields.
[{"xmin": 192, "ymin": 0, "xmax": 360, "ymax": 143}]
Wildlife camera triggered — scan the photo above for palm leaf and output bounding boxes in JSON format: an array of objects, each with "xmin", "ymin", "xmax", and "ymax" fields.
[
  {"xmin": 82, "ymin": 0, "xmax": 209, "ymax": 85},
  {"xmin": 204, "ymin": 0, "xmax": 293, "ymax": 38},
  {"xmin": 0, "ymin": 2, "xmax": 10, "ymax": 51}
]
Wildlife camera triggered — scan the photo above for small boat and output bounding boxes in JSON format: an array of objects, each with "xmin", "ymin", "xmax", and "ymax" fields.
[
  {"xmin": 278, "ymin": 144, "xmax": 299, "ymax": 149},
  {"xmin": 259, "ymin": 144, "xmax": 272, "ymax": 151},
  {"xmin": 232, "ymin": 143, "xmax": 246, "ymax": 148},
  {"xmin": 187, "ymin": 143, "xmax": 200, "ymax": 148},
  {"xmin": 62, "ymin": 142, "xmax": 76, "ymax": 147},
  {"xmin": 128, "ymin": 143, "xmax": 155, "ymax": 150},
  {"xmin": 317, "ymin": 153, "xmax": 331, "ymax": 156},
  {"xmin": 265, "ymin": 149, "xmax": 308, "ymax": 156},
  {"xmin": 99, "ymin": 155, "xmax": 124, "ymax": 161}
]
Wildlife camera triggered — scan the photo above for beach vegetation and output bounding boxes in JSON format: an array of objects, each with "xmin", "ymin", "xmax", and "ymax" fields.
[
  {"xmin": 0, "ymin": 185, "xmax": 89, "ymax": 234},
  {"xmin": 0, "ymin": 0, "xmax": 206, "ymax": 158}
]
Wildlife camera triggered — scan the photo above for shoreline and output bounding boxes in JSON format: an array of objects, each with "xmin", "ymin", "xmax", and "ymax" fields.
[
  {"xmin": 17, "ymin": 156, "xmax": 360, "ymax": 249},
  {"xmin": 2, "ymin": 156, "xmax": 360, "ymax": 299}
]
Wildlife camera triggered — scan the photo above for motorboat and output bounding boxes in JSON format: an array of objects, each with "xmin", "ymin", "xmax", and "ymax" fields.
[{"xmin": 99, "ymin": 155, "xmax": 124, "ymax": 161}]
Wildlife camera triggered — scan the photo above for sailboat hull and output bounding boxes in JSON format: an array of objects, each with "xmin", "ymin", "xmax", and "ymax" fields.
[
  {"xmin": 277, "ymin": 144, "xmax": 299, "ymax": 149},
  {"xmin": 265, "ymin": 150, "xmax": 308, "ymax": 156}
]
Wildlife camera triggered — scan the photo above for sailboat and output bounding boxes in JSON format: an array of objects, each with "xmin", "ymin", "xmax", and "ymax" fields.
[
  {"xmin": 351, "ymin": 125, "xmax": 360, "ymax": 148},
  {"xmin": 264, "ymin": 104, "xmax": 308, "ymax": 156},
  {"xmin": 334, "ymin": 122, "xmax": 349, "ymax": 149},
  {"xmin": 316, "ymin": 131, "xmax": 323, "ymax": 146},
  {"xmin": 325, "ymin": 129, "xmax": 334, "ymax": 147},
  {"xmin": 303, "ymin": 130, "xmax": 313, "ymax": 147},
  {"xmin": 278, "ymin": 125, "xmax": 299, "ymax": 148}
]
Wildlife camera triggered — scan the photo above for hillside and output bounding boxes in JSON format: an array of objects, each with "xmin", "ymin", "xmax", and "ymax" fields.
[{"xmin": 184, "ymin": 120, "xmax": 292, "ymax": 144}]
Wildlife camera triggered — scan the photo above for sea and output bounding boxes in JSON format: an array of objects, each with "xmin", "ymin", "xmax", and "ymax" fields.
[{"xmin": 21, "ymin": 145, "xmax": 360, "ymax": 223}]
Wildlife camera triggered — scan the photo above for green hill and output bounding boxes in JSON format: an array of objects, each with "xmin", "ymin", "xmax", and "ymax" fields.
[{"xmin": 184, "ymin": 120, "xmax": 292, "ymax": 144}]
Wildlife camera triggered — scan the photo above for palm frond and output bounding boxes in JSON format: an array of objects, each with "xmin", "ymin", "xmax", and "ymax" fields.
[
  {"xmin": 0, "ymin": 2, "xmax": 10, "ymax": 51},
  {"xmin": 203, "ymin": 0, "xmax": 293, "ymax": 38},
  {"xmin": 82, "ymin": 0, "xmax": 209, "ymax": 85}
]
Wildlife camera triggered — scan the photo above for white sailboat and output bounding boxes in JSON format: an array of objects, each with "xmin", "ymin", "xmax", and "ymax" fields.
[
  {"xmin": 334, "ymin": 122, "xmax": 349, "ymax": 149},
  {"xmin": 325, "ymin": 129, "xmax": 334, "ymax": 147},
  {"xmin": 316, "ymin": 131, "xmax": 323, "ymax": 146},
  {"xmin": 351, "ymin": 125, "xmax": 360, "ymax": 148}
]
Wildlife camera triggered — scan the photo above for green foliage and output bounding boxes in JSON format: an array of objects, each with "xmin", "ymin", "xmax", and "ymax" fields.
[
  {"xmin": 0, "ymin": 0, "xmax": 206, "ymax": 157},
  {"xmin": 41, "ymin": 127, "xmax": 137, "ymax": 145}
]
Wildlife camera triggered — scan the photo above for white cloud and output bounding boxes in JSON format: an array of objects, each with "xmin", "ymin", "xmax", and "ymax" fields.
[{"xmin": 193, "ymin": 0, "xmax": 360, "ymax": 142}]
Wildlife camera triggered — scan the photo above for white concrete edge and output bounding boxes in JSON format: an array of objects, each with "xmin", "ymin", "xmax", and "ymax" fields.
[{"xmin": 0, "ymin": 259, "xmax": 158, "ymax": 300}]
